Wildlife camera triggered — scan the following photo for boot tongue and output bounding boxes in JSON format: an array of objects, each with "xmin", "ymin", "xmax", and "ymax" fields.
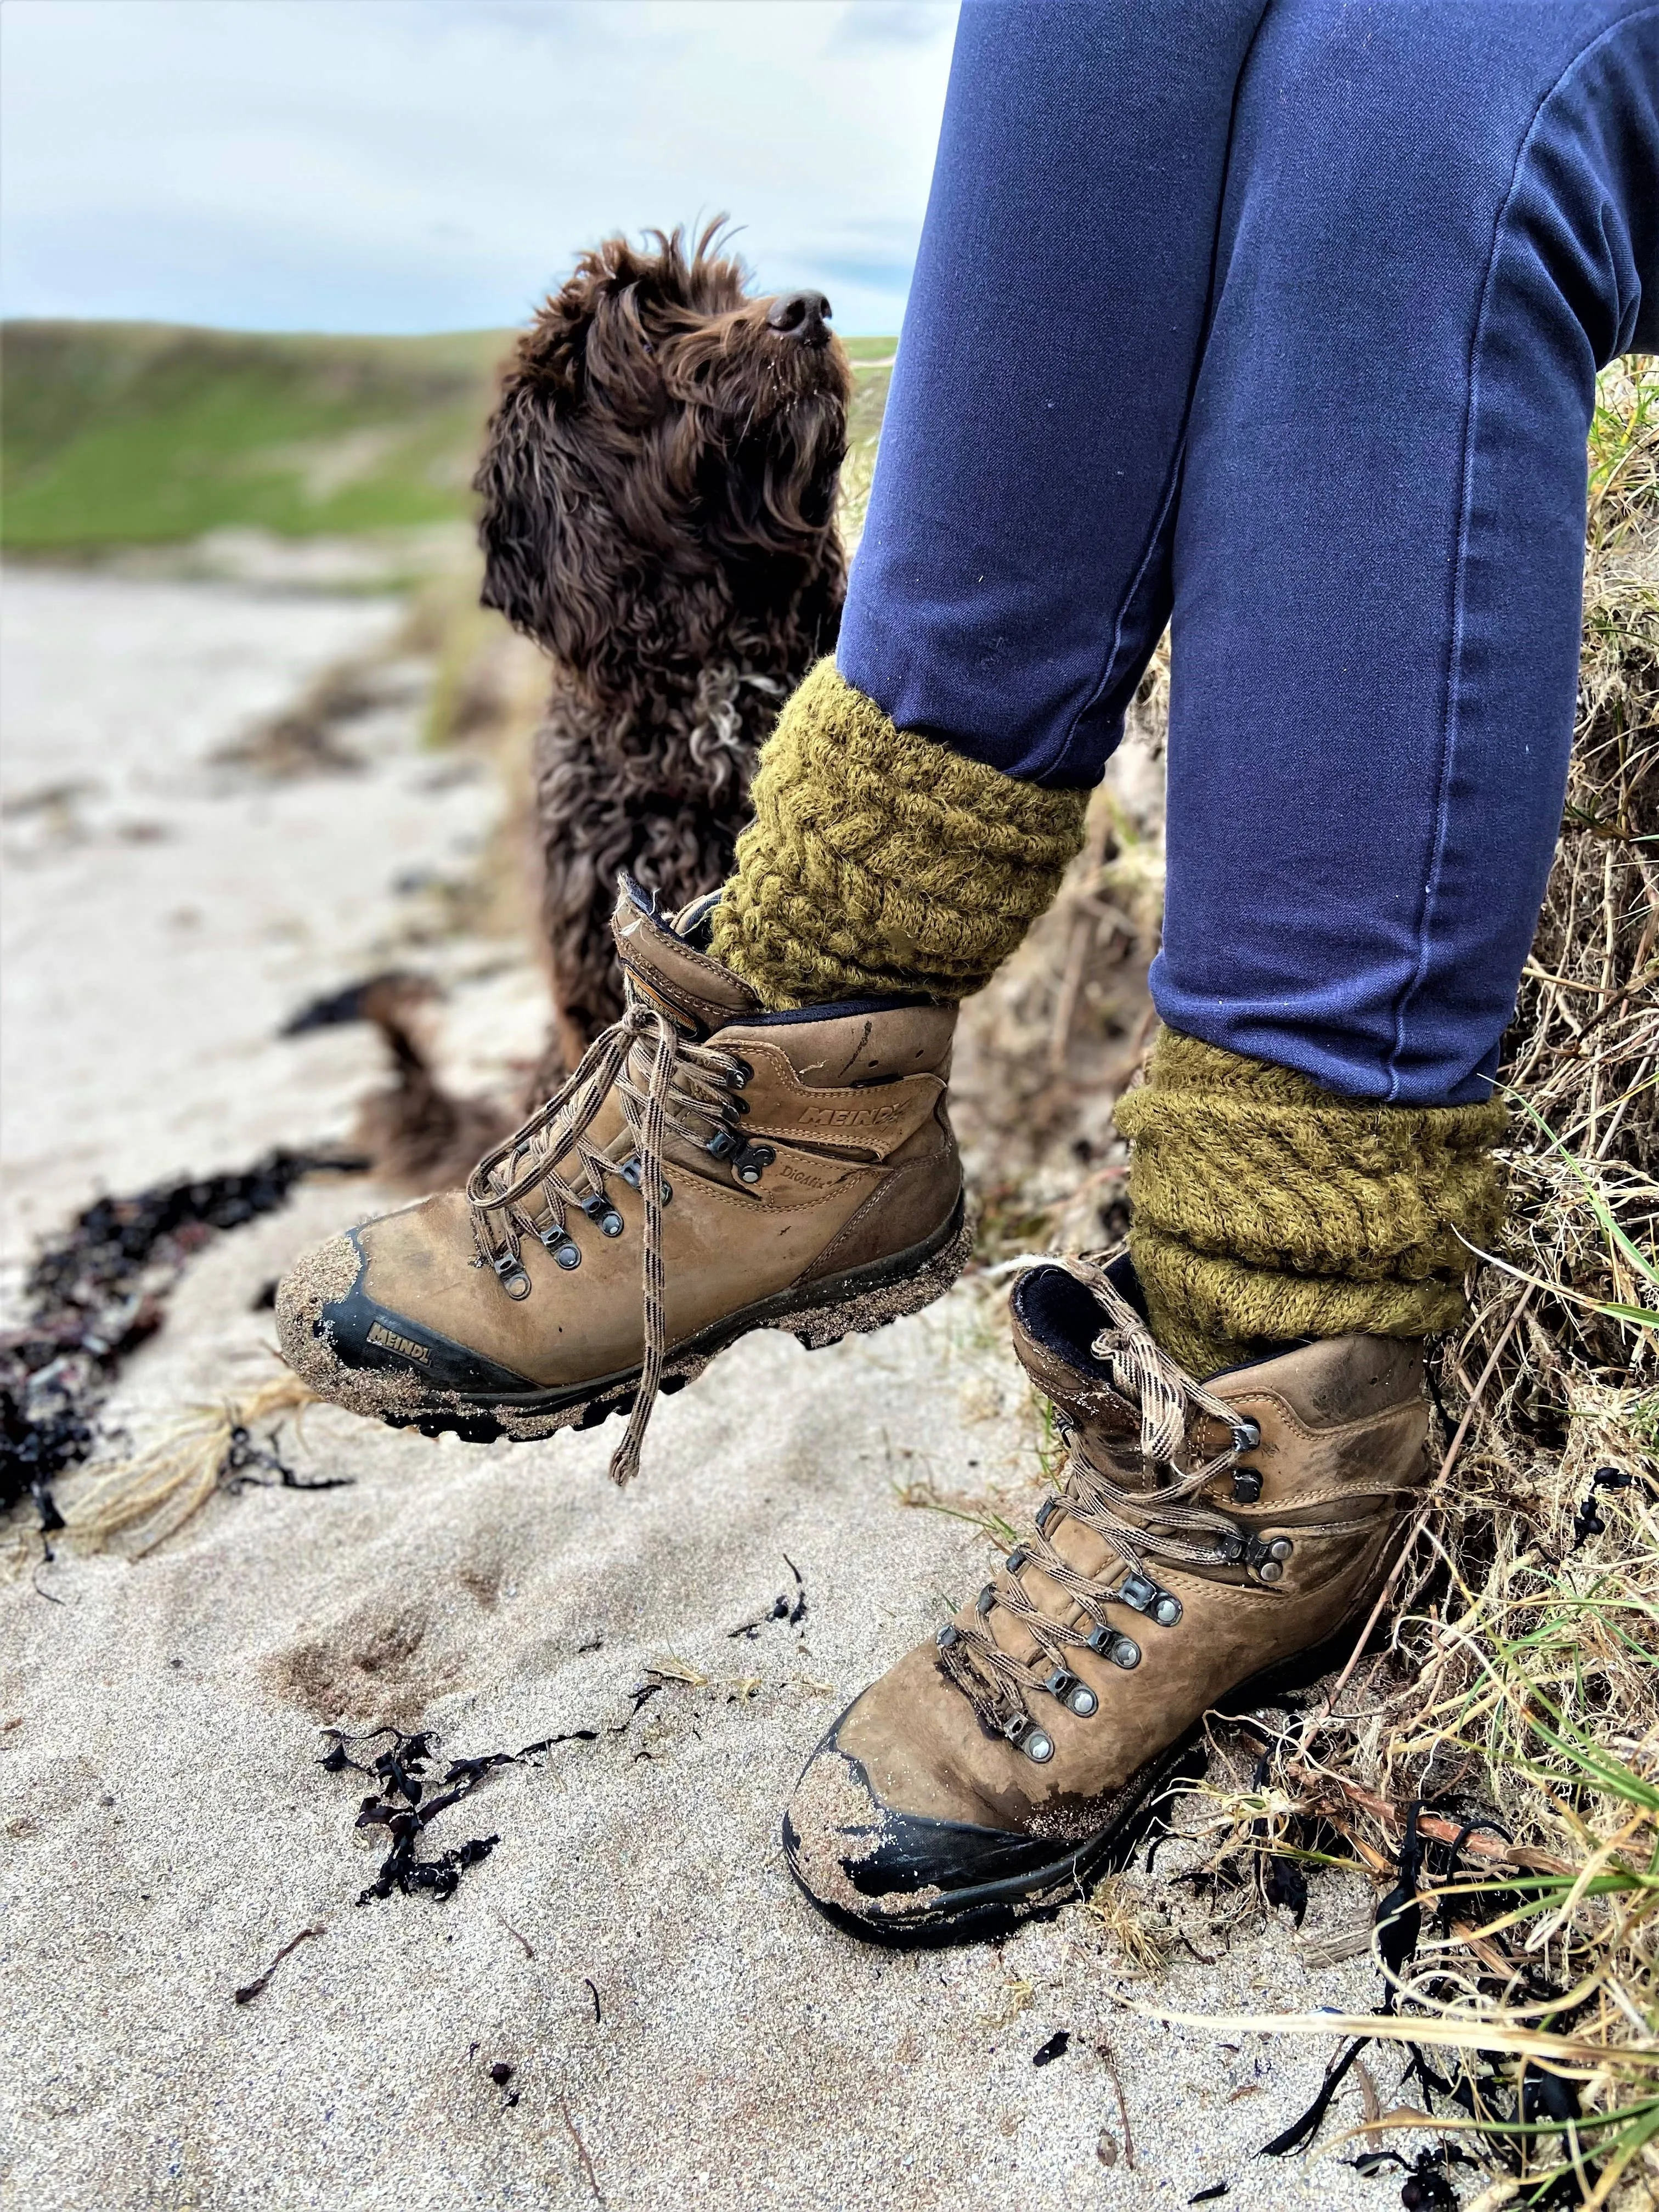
[
  {"xmin": 611, "ymin": 874, "xmax": 760, "ymax": 1039},
  {"xmin": 1009, "ymin": 1258, "xmax": 1228, "ymax": 1489}
]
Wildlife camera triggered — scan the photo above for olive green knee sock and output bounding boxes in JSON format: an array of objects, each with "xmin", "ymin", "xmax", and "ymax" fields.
[
  {"xmin": 708, "ymin": 659, "xmax": 1088, "ymax": 1007},
  {"xmin": 1114, "ymin": 1029, "xmax": 1508, "ymax": 1377}
]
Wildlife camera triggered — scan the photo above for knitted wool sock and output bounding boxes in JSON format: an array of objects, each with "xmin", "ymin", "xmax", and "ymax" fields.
[
  {"xmin": 1114, "ymin": 1029, "xmax": 1508, "ymax": 1378},
  {"xmin": 708, "ymin": 659, "xmax": 1088, "ymax": 1007}
]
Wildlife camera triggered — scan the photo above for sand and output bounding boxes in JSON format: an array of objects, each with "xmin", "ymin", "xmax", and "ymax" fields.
[{"xmin": 1, "ymin": 567, "xmax": 1420, "ymax": 2211}]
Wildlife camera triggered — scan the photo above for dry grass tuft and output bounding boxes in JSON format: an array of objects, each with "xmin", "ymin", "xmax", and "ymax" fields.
[{"xmin": 61, "ymin": 1370, "xmax": 320, "ymax": 1558}]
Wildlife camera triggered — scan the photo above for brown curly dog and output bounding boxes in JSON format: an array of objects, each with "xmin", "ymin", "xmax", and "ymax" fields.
[{"xmin": 476, "ymin": 220, "xmax": 853, "ymax": 1085}]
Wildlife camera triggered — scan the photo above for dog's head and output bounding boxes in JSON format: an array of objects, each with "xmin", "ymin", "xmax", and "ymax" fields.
[{"xmin": 475, "ymin": 222, "xmax": 853, "ymax": 674}]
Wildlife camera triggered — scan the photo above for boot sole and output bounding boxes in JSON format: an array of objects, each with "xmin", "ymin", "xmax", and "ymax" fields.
[
  {"xmin": 785, "ymin": 1610, "xmax": 1381, "ymax": 1950},
  {"xmin": 377, "ymin": 1191, "xmax": 974, "ymax": 1446}
]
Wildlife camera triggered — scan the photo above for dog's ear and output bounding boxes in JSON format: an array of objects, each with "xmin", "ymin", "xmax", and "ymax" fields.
[
  {"xmin": 474, "ymin": 379, "xmax": 573, "ymax": 653},
  {"xmin": 473, "ymin": 256, "xmax": 623, "ymax": 658}
]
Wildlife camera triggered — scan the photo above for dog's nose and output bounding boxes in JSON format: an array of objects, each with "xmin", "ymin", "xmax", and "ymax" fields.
[{"xmin": 767, "ymin": 290, "xmax": 832, "ymax": 343}]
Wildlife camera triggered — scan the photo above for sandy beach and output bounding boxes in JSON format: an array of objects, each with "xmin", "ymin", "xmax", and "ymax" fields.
[{"xmin": 2, "ymin": 566, "xmax": 1415, "ymax": 2212}]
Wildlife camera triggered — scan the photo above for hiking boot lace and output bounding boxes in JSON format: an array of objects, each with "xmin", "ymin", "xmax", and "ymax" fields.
[
  {"xmin": 936, "ymin": 1253, "xmax": 1375, "ymax": 1761},
  {"xmin": 465, "ymin": 974, "xmax": 756, "ymax": 1487}
]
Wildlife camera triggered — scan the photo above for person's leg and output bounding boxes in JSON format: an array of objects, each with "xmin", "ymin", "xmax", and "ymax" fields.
[
  {"xmin": 1161, "ymin": 0, "xmax": 1659, "ymax": 1096},
  {"xmin": 782, "ymin": 0, "xmax": 1659, "ymax": 1944},
  {"xmin": 839, "ymin": 0, "xmax": 1270, "ymax": 785},
  {"xmin": 1122, "ymin": 0, "xmax": 1659, "ymax": 1372},
  {"xmin": 708, "ymin": 0, "xmax": 1268, "ymax": 1007}
]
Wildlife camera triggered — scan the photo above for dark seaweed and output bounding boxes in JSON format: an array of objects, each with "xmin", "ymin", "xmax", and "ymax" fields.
[
  {"xmin": 1260, "ymin": 1800, "xmax": 1600, "ymax": 2202},
  {"xmin": 1399, "ymin": 2160, "xmax": 1460, "ymax": 2211},
  {"xmin": 1, "ymin": 1149, "xmax": 356, "ymax": 1525},
  {"xmin": 233, "ymin": 1924, "xmax": 323, "ymax": 2005},
  {"xmin": 1259, "ymin": 2036, "xmax": 1372, "ymax": 2158},
  {"xmin": 1374, "ymin": 1801, "xmax": 1426, "ymax": 2015},
  {"xmin": 323, "ymin": 1722, "xmax": 599, "ymax": 1908},
  {"xmin": 727, "ymin": 1555, "xmax": 808, "ymax": 1640},
  {"xmin": 219, "ymin": 1423, "xmax": 353, "ymax": 1494},
  {"xmin": 1571, "ymin": 1463, "xmax": 1655, "ymax": 1548},
  {"xmin": 1261, "ymin": 1855, "xmax": 1308, "ymax": 1925}
]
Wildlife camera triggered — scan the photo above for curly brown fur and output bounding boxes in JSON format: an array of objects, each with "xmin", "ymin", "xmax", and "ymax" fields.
[{"xmin": 475, "ymin": 221, "xmax": 852, "ymax": 1082}]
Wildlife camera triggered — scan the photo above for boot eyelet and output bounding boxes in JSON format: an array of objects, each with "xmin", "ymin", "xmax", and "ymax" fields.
[
  {"xmin": 976, "ymin": 1584, "xmax": 997, "ymax": 1617},
  {"xmin": 935, "ymin": 1623, "xmax": 960, "ymax": 1649},
  {"xmin": 1044, "ymin": 1668, "xmax": 1097, "ymax": 1718},
  {"xmin": 726, "ymin": 1057, "xmax": 752, "ymax": 1090},
  {"xmin": 1005, "ymin": 1547, "xmax": 1029, "ymax": 1576},
  {"xmin": 535, "ymin": 1223, "xmax": 582, "ymax": 1268},
  {"xmin": 490, "ymin": 1255, "xmax": 532, "ymax": 1299},
  {"xmin": 1218, "ymin": 1533, "xmax": 1247, "ymax": 1564},
  {"xmin": 704, "ymin": 1126, "xmax": 741, "ymax": 1161},
  {"xmin": 1246, "ymin": 1532, "xmax": 1295, "ymax": 1581},
  {"xmin": 1005, "ymin": 1714, "xmax": 1054, "ymax": 1763},
  {"xmin": 620, "ymin": 1158, "xmax": 672, "ymax": 1204},
  {"xmin": 1086, "ymin": 1622, "xmax": 1142, "ymax": 1669},
  {"xmin": 1035, "ymin": 1497, "xmax": 1063, "ymax": 1536},
  {"xmin": 1118, "ymin": 1575, "xmax": 1182, "ymax": 1628},
  {"xmin": 1232, "ymin": 1467, "xmax": 1263, "ymax": 1504},
  {"xmin": 582, "ymin": 1195, "xmax": 624, "ymax": 1238},
  {"xmin": 1232, "ymin": 1418, "xmax": 1261, "ymax": 1452},
  {"xmin": 734, "ymin": 1141, "xmax": 775, "ymax": 1187}
]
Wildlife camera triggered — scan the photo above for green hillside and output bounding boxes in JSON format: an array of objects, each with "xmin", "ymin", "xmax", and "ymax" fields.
[
  {"xmin": 1, "ymin": 322, "xmax": 511, "ymax": 550},
  {"xmin": 0, "ymin": 321, "xmax": 896, "ymax": 553}
]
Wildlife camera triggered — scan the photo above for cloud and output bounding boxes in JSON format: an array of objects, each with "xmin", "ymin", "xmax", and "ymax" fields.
[
  {"xmin": 0, "ymin": 0, "xmax": 957, "ymax": 334},
  {"xmin": 831, "ymin": 2, "xmax": 955, "ymax": 49}
]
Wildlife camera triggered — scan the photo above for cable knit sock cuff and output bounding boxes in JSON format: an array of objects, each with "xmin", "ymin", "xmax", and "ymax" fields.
[
  {"xmin": 1114, "ymin": 1028, "xmax": 1508, "ymax": 1378},
  {"xmin": 707, "ymin": 659, "xmax": 1088, "ymax": 1008}
]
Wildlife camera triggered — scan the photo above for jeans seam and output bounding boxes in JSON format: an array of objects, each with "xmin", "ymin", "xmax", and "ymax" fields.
[
  {"xmin": 1383, "ymin": 3, "xmax": 1659, "ymax": 1103},
  {"xmin": 1059, "ymin": 445, "xmax": 1187, "ymax": 769}
]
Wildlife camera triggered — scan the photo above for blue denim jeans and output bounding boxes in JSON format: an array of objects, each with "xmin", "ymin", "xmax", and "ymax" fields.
[{"xmin": 838, "ymin": 1, "xmax": 1658, "ymax": 1105}]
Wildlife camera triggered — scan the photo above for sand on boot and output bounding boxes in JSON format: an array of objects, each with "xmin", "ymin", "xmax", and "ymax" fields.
[{"xmin": 1, "ymin": 568, "xmax": 1433, "ymax": 2212}]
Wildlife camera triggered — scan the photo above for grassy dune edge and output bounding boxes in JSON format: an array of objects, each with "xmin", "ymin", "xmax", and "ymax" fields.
[{"xmin": 0, "ymin": 320, "xmax": 896, "ymax": 553}]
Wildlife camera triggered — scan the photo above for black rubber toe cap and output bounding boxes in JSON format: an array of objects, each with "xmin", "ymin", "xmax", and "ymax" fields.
[
  {"xmin": 292, "ymin": 1231, "xmax": 538, "ymax": 1396},
  {"xmin": 782, "ymin": 1697, "xmax": 1207, "ymax": 1948},
  {"xmin": 781, "ymin": 1712, "xmax": 1103, "ymax": 1948}
]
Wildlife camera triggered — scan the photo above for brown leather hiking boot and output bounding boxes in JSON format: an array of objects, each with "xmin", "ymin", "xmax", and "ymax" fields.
[
  {"xmin": 783, "ymin": 1251, "xmax": 1431, "ymax": 1944},
  {"xmin": 276, "ymin": 878, "xmax": 970, "ymax": 1482}
]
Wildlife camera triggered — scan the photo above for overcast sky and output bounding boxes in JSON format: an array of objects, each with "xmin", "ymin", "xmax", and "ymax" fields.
[{"xmin": 1, "ymin": 0, "xmax": 957, "ymax": 335}]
